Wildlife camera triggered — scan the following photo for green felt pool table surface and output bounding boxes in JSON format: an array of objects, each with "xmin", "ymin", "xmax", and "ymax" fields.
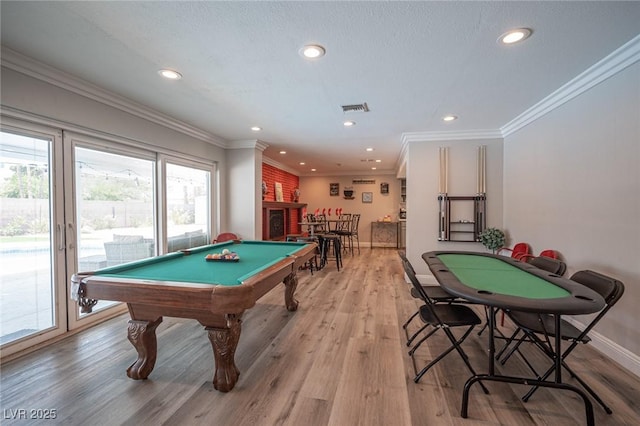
[{"xmin": 92, "ymin": 240, "xmax": 310, "ymax": 286}]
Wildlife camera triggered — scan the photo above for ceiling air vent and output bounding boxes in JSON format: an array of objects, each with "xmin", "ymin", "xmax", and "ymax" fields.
[{"xmin": 341, "ymin": 102, "xmax": 369, "ymax": 113}]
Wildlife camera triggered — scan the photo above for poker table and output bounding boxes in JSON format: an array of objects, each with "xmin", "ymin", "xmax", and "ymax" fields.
[
  {"xmin": 71, "ymin": 240, "xmax": 317, "ymax": 392},
  {"xmin": 422, "ymin": 251, "xmax": 605, "ymax": 426}
]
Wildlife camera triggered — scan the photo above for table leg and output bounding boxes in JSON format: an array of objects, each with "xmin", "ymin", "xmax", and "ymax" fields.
[
  {"xmin": 126, "ymin": 317, "xmax": 163, "ymax": 380},
  {"xmin": 462, "ymin": 375, "xmax": 595, "ymax": 426},
  {"xmin": 488, "ymin": 306, "xmax": 496, "ymax": 375},
  {"xmin": 554, "ymin": 314, "xmax": 562, "ymax": 383},
  {"xmin": 283, "ymin": 271, "xmax": 300, "ymax": 311},
  {"xmin": 206, "ymin": 313, "xmax": 242, "ymax": 392},
  {"xmin": 460, "ymin": 309, "xmax": 596, "ymax": 426}
]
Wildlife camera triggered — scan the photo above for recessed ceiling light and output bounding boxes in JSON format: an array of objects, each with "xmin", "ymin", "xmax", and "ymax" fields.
[
  {"xmin": 279, "ymin": 151, "xmax": 286, "ymax": 154},
  {"xmin": 300, "ymin": 44, "xmax": 326, "ymax": 59},
  {"xmin": 443, "ymin": 115, "xmax": 458, "ymax": 122},
  {"xmin": 366, "ymin": 148, "xmax": 374, "ymax": 152},
  {"xmin": 375, "ymin": 159, "xmax": 382, "ymax": 163},
  {"xmin": 371, "ymin": 167, "xmax": 377, "ymax": 170},
  {"xmin": 251, "ymin": 126, "xmax": 262, "ymax": 131},
  {"xmin": 343, "ymin": 120, "xmax": 356, "ymax": 127},
  {"xmin": 158, "ymin": 69, "xmax": 182, "ymax": 80},
  {"xmin": 311, "ymin": 168, "xmax": 317, "ymax": 172},
  {"xmin": 299, "ymin": 162, "xmax": 306, "ymax": 165},
  {"xmin": 499, "ymin": 28, "xmax": 532, "ymax": 45}
]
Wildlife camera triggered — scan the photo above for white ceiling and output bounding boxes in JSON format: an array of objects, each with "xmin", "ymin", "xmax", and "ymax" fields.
[{"xmin": 1, "ymin": 1, "xmax": 639, "ymax": 175}]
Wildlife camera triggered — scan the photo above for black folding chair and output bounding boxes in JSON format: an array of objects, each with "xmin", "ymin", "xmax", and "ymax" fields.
[
  {"xmin": 401, "ymin": 259, "xmax": 489, "ymax": 394},
  {"xmin": 528, "ymin": 255, "xmax": 567, "ymax": 276},
  {"xmin": 397, "ymin": 251, "xmax": 459, "ymax": 346},
  {"xmin": 501, "ymin": 269, "xmax": 624, "ymax": 414}
]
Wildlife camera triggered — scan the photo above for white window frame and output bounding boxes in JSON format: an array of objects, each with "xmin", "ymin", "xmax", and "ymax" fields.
[
  {"xmin": 64, "ymin": 131, "xmax": 157, "ymax": 330},
  {"xmin": 158, "ymin": 154, "xmax": 216, "ymax": 254},
  {"xmin": 0, "ymin": 118, "xmax": 67, "ymax": 357}
]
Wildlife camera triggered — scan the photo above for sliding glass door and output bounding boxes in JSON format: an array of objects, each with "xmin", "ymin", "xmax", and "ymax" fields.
[
  {"xmin": 164, "ymin": 161, "xmax": 211, "ymax": 252},
  {"xmin": 71, "ymin": 142, "xmax": 156, "ymax": 319},
  {"xmin": 0, "ymin": 124, "xmax": 66, "ymax": 350},
  {"xmin": 1, "ymin": 119, "xmax": 216, "ymax": 355}
]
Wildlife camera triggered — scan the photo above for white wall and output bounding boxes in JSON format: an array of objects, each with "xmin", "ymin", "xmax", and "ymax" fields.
[
  {"xmin": 405, "ymin": 139, "xmax": 504, "ymax": 276},
  {"xmin": 503, "ymin": 61, "xmax": 640, "ymax": 362},
  {"xmin": 299, "ymin": 174, "xmax": 402, "ymax": 245},
  {"xmin": 226, "ymin": 147, "xmax": 262, "ymax": 240}
]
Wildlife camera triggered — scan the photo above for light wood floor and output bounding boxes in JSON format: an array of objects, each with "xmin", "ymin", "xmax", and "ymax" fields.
[{"xmin": 2, "ymin": 248, "xmax": 639, "ymax": 425}]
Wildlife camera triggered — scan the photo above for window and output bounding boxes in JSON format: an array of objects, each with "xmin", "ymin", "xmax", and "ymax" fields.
[
  {"xmin": 165, "ymin": 162, "xmax": 211, "ymax": 252},
  {"xmin": 74, "ymin": 145, "xmax": 156, "ymax": 313}
]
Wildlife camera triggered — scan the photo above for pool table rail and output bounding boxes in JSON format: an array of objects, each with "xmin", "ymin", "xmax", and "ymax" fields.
[
  {"xmin": 72, "ymin": 259, "xmax": 296, "ymax": 315},
  {"xmin": 422, "ymin": 251, "xmax": 604, "ymax": 315},
  {"xmin": 69, "ymin": 240, "xmax": 318, "ymax": 393}
]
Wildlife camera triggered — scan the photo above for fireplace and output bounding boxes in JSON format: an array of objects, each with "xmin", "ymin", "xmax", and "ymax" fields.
[
  {"xmin": 262, "ymin": 201, "xmax": 307, "ymax": 240},
  {"xmin": 268, "ymin": 209, "xmax": 285, "ymax": 240}
]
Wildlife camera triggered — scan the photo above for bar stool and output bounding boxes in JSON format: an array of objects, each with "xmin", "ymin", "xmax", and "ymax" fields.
[{"xmin": 317, "ymin": 234, "xmax": 342, "ymax": 271}]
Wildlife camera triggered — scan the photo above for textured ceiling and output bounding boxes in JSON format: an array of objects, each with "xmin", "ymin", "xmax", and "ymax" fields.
[{"xmin": 1, "ymin": 1, "xmax": 639, "ymax": 175}]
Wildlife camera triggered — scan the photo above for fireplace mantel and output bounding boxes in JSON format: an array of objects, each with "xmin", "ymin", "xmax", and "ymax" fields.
[{"xmin": 263, "ymin": 201, "xmax": 307, "ymax": 209}]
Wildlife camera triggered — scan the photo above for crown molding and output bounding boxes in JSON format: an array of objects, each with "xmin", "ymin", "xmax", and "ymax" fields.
[
  {"xmin": 401, "ymin": 129, "xmax": 503, "ymax": 144},
  {"xmin": 502, "ymin": 34, "xmax": 640, "ymax": 137},
  {"xmin": 399, "ymin": 35, "xmax": 640, "ymax": 144},
  {"xmin": 262, "ymin": 156, "xmax": 301, "ymax": 176},
  {"xmin": 1, "ymin": 47, "xmax": 228, "ymax": 148},
  {"xmin": 227, "ymin": 139, "xmax": 269, "ymax": 151},
  {"xmin": 395, "ymin": 140, "xmax": 409, "ymax": 178}
]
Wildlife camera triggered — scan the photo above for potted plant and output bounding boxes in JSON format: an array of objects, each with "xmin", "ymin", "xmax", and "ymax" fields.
[{"xmin": 479, "ymin": 227, "xmax": 505, "ymax": 253}]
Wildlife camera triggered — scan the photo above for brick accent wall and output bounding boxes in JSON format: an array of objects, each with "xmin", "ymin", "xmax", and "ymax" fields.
[
  {"xmin": 262, "ymin": 164, "xmax": 300, "ymax": 203},
  {"xmin": 262, "ymin": 164, "xmax": 302, "ymax": 235}
]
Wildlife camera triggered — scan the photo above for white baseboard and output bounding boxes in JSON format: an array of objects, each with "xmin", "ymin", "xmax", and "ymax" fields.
[
  {"xmin": 563, "ymin": 316, "xmax": 640, "ymax": 378},
  {"xmin": 416, "ymin": 274, "xmax": 640, "ymax": 378}
]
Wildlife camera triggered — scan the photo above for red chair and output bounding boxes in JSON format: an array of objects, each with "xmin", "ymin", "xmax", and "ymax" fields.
[
  {"xmin": 212, "ymin": 232, "xmax": 238, "ymax": 243},
  {"xmin": 498, "ymin": 242, "xmax": 530, "ymax": 260}
]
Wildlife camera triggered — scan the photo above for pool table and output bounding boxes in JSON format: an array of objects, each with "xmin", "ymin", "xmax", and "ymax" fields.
[
  {"xmin": 71, "ymin": 240, "xmax": 317, "ymax": 392},
  {"xmin": 422, "ymin": 251, "xmax": 605, "ymax": 426}
]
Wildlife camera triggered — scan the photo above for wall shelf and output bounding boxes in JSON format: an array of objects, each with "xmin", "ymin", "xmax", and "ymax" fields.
[{"xmin": 438, "ymin": 195, "xmax": 486, "ymax": 242}]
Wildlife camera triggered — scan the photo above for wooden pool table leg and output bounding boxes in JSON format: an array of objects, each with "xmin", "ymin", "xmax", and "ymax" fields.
[
  {"xmin": 206, "ymin": 314, "xmax": 242, "ymax": 392},
  {"xmin": 126, "ymin": 317, "xmax": 163, "ymax": 380},
  {"xmin": 283, "ymin": 272, "xmax": 299, "ymax": 311}
]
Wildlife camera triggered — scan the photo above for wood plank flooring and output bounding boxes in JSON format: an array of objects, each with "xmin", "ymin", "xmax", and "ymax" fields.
[{"xmin": 2, "ymin": 248, "xmax": 639, "ymax": 425}]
